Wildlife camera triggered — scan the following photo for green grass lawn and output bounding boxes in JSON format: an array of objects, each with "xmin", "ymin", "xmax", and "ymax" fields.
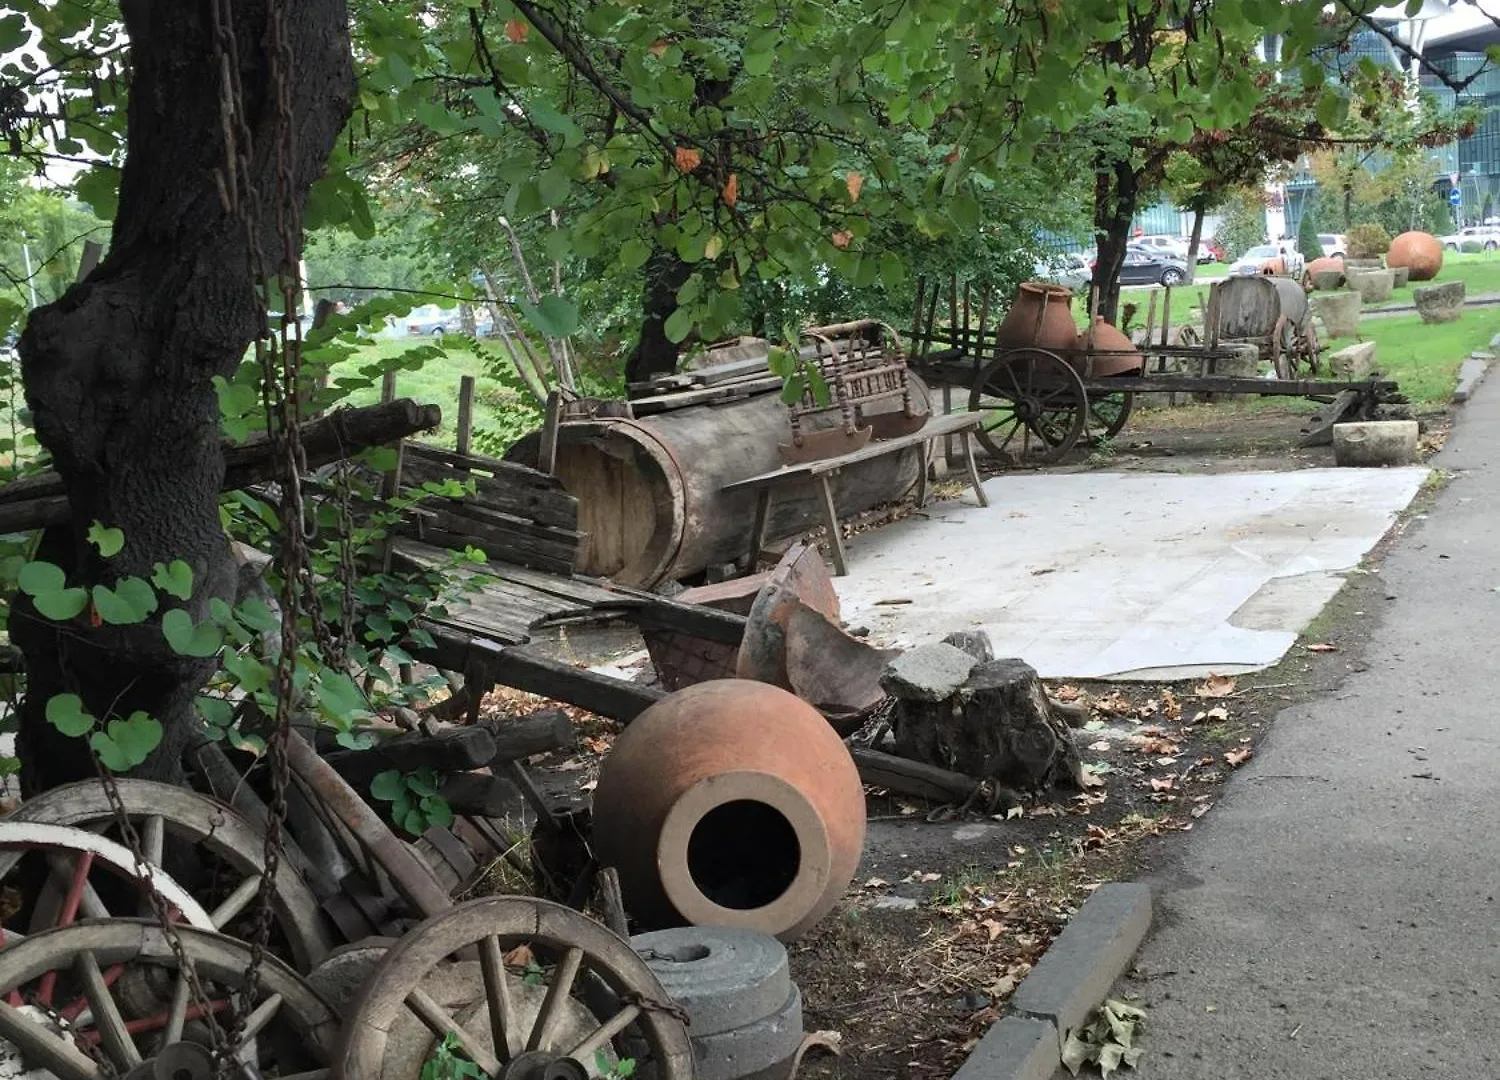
[
  {"xmin": 332, "ymin": 337, "xmax": 541, "ymax": 450},
  {"xmin": 1324, "ymin": 304, "xmax": 1500, "ymax": 406}
]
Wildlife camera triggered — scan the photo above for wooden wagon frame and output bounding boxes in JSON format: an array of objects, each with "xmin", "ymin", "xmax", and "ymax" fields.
[{"xmin": 909, "ymin": 275, "xmax": 1400, "ymax": 462}]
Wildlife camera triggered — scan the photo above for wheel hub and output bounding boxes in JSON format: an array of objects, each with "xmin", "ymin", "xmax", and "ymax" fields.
[
  {"xmin": 122, "ymin": 1041, "xmax": 215, "ymax": 1080},
  {"xmin": 499, "ymin": 1050, "xmax": 590, "ymax": 1080}
]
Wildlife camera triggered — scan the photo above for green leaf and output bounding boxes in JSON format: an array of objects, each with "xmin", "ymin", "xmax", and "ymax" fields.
[
  {"xmin": 46, "ymin": 694, "xmax": 96, "ymax": 737},
  {"xmin": 518, "ymin": 293, "xmax": 580, "ymax": 339},
  {"xmin": 336, "ymin": 730, "xmax": 376, "ymax": 751},
  {"xmin": 74, "ymin": 167, "xmax": 119, "ymax": 221},
  {"xmin": 87, "ymin": 521, "xmax": 125, "ymax": 558},
  {"xmin": 420, "ymin": 796, "xmax": 454, "ymax": 829},
  {"xmin": 161, "ymin": 609, "xmax": 224, "ymax": 658},
  {"xmin": 195, "ymin": 696, "xmax": 236, "ymax": 728},
  {"xmin": 34, "ymin": 588, "xmax": 88, "ymax": 621},
  {"xmin": 663, "ymin": 306, "xmax": 695, "ymax": 344},
  {"xmin": 236, "ymin": 597, "xmax": 280, "ymax": 634},
  {"xmin": 318, "ymin": 671, "xmax": 370, "ymax": 723},
  {"xmin": 370, "ymin": 769, "xmax": 406, "ymax": 802},
  {"xmin": 92, "ymin": 578, "xmax": 159, "ymax": 625},
  {"xmin": 780, "ymin": 372, "xmax": 806, "ymax": 405},
  {"xmin": 151, "ymin": 560, "xmax": 194, "ymax": 602},
  {"xmin": 17, "ymin": 561, "xmax": 65, "ymax": 597},
  {"xmin": 407, "ymin": 768, "xmax": 440, "ymax": 797},
  {"xmin": 91, "ymin": 712, "xmax": 163, "ymax": 771}
]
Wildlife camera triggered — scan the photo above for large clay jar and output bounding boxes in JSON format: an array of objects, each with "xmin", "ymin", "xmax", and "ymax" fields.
[
  {"xmin": 995, "ymin": 282, "xmax": 1077, "ymax": 351},
  {"xmin": 1388, "ymin": 230, "xmax": 1443, "ymax": 282},
  {"xmin": 1074, "ymin": 316, "xmax": 1142, "ymax": 376},
  {"xmin": 591, "ymin": 680, "xmax": 866, "ymax": 942}
]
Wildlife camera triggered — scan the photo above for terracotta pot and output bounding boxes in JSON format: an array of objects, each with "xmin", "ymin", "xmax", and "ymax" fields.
[
  {"xmin": 1387, "ymin": 230, "xmax": 1443, "ymax": 282},
  {"xmin": 995, "ymin": 282, "xmax": 1077, "ymax": 351},
  {"xmin": 1074, "ymin": 317, "xmax": 1142, "ymax": 376},
  {"xmin": 1305, "ymin": 255, "xmax": 1344, "ymax": 278},
  {"xmin": 591, "ymin": 680, "xmax": 866, "ymax": 942}
]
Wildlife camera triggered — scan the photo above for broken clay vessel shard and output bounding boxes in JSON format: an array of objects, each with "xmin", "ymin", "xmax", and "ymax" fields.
[{"xmin": 591, "ymin": 679, "xmax": 866, "ymax": 942}]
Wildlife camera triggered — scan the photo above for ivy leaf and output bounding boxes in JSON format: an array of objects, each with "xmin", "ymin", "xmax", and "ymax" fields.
[
  {"xmin": 161, "ymin": 609, "xmax": 224, "ymax": 658},
  {"xmin": 45, "ymin": 694, "xmax": 96, "ymax": 737},
  {"xmin": 17, "ymin": 561, "xmax": 65, "ymax": 597},
  {"xmin": 370, "ymin": 769, "xmax": 406, "ymax": 802},
  {"xmin": 235, "ymin": 597, "xmax": 280, "ymax": 634},
  {"xmin": 91, "ymin": 578, "xmax": 159, "ymax": 625},
  {"xmin": 419, "ymin": 796, "xmax": 454, "ymax": 829},
  {"xmin": 87, "ymin": 521, "xmax": 125, "ymax": 558},
  {"xmin": 336, "ymin": 730, "xmax": 376, "ymax": 751},
  {"xmin": 34, "ymin": 587, "xmax": 89, "ymax": 621},
  {"xmin": 317, "ymin": 671, "xmax": 371, "ymax": 724},
  {"xmin": 663, "ymin": 306, "xmax": 695, "ymax": 344},
  {"xmin": 151, "ymin": 560, "xmax": 194, "ymax": 601},
  {"xmin": 407, "ymin": 768, "xmax": 440, "ymax": 798},
  {"xmin": 518, "ymin": 294, "xmax": 579, "ymax": 339},
  {"xmin": 91, "ymin": 712, "xmax": 163, "ymax": 771},
  {"xmin": 195, "ymin": 696, "xmax": 236, "ymax": 728}
]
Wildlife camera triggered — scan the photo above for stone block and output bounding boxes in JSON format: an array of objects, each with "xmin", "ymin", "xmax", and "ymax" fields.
[
  {"xmin": 1332, "ymin": 421, "xmax": 1419, "ymax": 467},
  {"xmin": 951, "ymin": 1016, "xmax": 1060, "ymax": 1080},
  {"xmin": 882, "ymin": 642, "xmax": 979, "ymax": 703},
  {"xmin": 1011, "ymin": 883, "xmax": 1153, "ymax": 1049},
  {"xmin": 1346, "ymin": 268, "xmax": 1394, "ymax": 303},
  {"xmin": 1327, "ymin": 341, "xmax": 1376, "ymax": 379},
  {"xmin": 1312, "ymin": 291, "xmax": 1361, "ymax": 339},
  {"xmin": 1310, "ymin": 269, "xmax": 1345, "ymax": 292},
  {"xmin": 1390, "ymin": 265, "xmax": 1411, "ymax": 288},
  {"xmin": 631, "ymin": 926, "xmax": 790, "ymax": 1036},
  {"xmin": 1414, "ymin": 280, "xmax": 1465, "ymax": 324}
]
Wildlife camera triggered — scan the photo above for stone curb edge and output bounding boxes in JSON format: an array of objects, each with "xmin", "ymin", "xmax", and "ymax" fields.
[{"xmin": 952, "ymin": 882, "xmax": 1152, "ymax": 1080}]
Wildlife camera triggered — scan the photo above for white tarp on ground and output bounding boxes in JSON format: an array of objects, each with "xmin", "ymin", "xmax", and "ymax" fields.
[{"xmin": 836, "ymin": 467, "xmax": 1429, "ymax": 681}]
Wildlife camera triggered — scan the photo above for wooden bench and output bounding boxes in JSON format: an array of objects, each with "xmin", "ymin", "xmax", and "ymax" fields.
[{"xmin": 722, "ymin": 411, "xmax": 989, "ymax": 576}]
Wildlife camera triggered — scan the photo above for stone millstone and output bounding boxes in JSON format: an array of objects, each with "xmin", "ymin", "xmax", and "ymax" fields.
[
  {"xmin": 631, "ymin": 926, "xmax": 791, "ymax": 1036},
  {"xmin": 881, "ymin": 642, "xmax": 980, "ymax": 703}
]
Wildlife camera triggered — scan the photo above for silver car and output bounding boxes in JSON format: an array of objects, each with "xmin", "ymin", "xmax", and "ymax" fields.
[{"xmin": 1034, "ymin": 252, "xmax": 1091, "ymax": 290}]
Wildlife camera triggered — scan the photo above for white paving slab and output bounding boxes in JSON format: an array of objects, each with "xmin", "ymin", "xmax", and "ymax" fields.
[{"xmin": 837, "ymin": 467, "xmax": 1428, "ymax": 680}]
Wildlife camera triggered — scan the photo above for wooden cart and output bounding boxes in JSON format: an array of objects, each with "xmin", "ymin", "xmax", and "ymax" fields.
[{"xmin": 908, "ymin": 274, "xmax": 1398, "ymax": 463}]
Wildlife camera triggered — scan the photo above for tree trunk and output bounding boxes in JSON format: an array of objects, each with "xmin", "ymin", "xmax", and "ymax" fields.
[
  {"xmin": 1184, "ymin": 204, "xmax": 1206, "ymax": 284},
  {"xmin": 625, "ymin": 246, "xmax": 693, "ymax": 388},
  {"xmin": 1094, "ymin": 161, "xmax": 1141, "ymax": 325},
  {"xmin": 13, "ymin": 0, "xmax": 353, "ymax": 791}
]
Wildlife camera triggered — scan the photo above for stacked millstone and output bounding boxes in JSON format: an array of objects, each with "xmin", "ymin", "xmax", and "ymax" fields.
[{"xmin": 629, "ymin": 927, "xmax": 804, "ymax": 1079}]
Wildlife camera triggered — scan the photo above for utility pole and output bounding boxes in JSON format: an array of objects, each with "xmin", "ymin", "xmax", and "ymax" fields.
[{"xmin": 20, "ymin": 244, "xmax": 37, "ymax": 309}]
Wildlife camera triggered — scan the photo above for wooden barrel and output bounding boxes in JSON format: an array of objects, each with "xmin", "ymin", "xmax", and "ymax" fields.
[
  {"xmin": 508, "ymin": 378, "xmax": 932, "ymax": 587},
  {"xmin": 1217, "ymin": 275, "xmax": 1307, "ymax": 341}
]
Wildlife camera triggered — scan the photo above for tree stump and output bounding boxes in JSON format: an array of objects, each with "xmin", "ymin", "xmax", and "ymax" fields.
[{"xmin": 883, "ymin": 653, "xmax": 1081, "ymax": 791}]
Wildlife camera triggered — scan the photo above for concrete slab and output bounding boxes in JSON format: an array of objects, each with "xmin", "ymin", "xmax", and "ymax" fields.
[{"xmin": 836, "ymin": 468, "xmax": 1427, "ymax": 680}]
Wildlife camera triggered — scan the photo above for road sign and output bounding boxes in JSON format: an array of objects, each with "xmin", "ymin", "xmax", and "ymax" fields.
[{"xmin": 1450, "ymin": 187, "xmax": 1463, "ymax": 205}]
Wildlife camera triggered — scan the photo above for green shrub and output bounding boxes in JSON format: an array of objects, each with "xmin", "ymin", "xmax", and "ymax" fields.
[
  {"xmin": 1461, "ymin": 240, "xmax": 1484, "ymax": 254},
  {"xmin": 1347, "ymin": 223, "xmax": 1391, "ymax": 259},
  {"xmin": 1297, "ymin": 197, "xmax": 1324, "ymax": 260}
]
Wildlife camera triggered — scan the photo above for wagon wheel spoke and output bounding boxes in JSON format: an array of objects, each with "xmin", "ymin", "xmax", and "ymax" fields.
[
  {"xmin": 405, "ymin": 987, "xmax": 501, "ymax": 1076},
  {"xmin": 75, "ymin": 950, "xmax": 142, "ymax": 1070},
  {"xmin": 0, "ymin": 999, "xmax": 101, "ymax": 1080},
  {"xmin": 478, "ymin": 933, "xmax": 520, "ymax": 1059},
  {"xmin": 562, "ymin": 1002, "xmax": 642, "ymax": 1062},
  {"xmin": 163, "ymin": 971, "xmax": 191, "ymax": 1045},
  {"xmin": 209, "ymin": 873, "xmax": 265, "ymax": 930},
  {"xmin": 527, "ymin": 945, "xmax": 583, "ymax": 1052}
]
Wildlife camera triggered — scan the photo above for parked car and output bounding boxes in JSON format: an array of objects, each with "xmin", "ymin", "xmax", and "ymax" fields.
[
  {"xmin": 1227, "ymin": 242, "xmax": 1304, "ymax": 278},
  {"xmin": 1317, "ymin": 233, "xmax": 1348, "ymax": 259},
  {"xmin": 1092, "ymin": 246, "xmax": 1188, "ymax": 286},
  {"xmin": 406, "ymin": 304, "xmax": 463, "ymax": 336},
  {"xmin": 1134, "ymin": 234, "xmax": 1192, "ymax": 262},
  {"xmin": 1439, "ymin": 225, "xmax": 1500, "ymax": 252},
  {"xmin": 1202, "ymin": 238, "xmax": 1228, "ymax": 263},
  {"xmin": 1033, "ymin": 251, "xmax": 1091, "ymax": 290}
]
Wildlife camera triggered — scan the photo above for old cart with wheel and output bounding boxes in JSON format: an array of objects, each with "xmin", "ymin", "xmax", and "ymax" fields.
[{"xmin": 908, "ymin": 275, "xmax": 1398, "ymax": 463}]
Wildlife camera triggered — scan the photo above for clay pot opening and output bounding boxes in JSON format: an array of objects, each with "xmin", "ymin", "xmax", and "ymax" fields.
[{"xmin": 686, "ymin": 799, "xmax": 802, "ymax": 911}]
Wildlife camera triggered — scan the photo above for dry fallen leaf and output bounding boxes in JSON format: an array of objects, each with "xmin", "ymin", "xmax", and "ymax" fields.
[
  {"xmin": 1191, "ymin": 802, "xmax": 1213, "ymax": 818},
  {"xmin": 504, "ymin": 18, "xmax": 528, "ymax": 42},
  {"xmin": 1196, "ymin": 673, "xmax": 1237, "ymax": 698},
  {"xmin": 721, "ymin": 172, "xmax": 738, "ymax": 207},
  {"xmin": 1088, "ymin": 740, "xmax": 1111, "ymax": 752},
  {"xmin": 503, "ymin": 944, "xmax": 534, "ymax": 967},
  {"xmin": 673, "ymin": 146, "xmax": 702, "ymax": 173},
  {"xmin": 1005, "ymin": 805, "xmax": 1025, "ymax": 820},
  {"xmin": 864, "ymin": 877, "xmax": 889, "ymax": 889},
  {"xmin": 1306, "ymin": 642, "xmax": 1338, "ymax": 653},
  {"xmin": 1224, "ymin": 747, "xmax": 1253, "ymax": 768},
  {"xmin": 846, "ymin": 171, "xmax": 864, "ymax": 202},
  {"xmin": 831, "ymin": 229, "xmax": 853, "ymax": 249},
  {"xmin": 981, "ymin": 919, "xmax": 1004, "ymax": 942},
  {"xmin": 647, "ymin": 38, "xmax": 670, "ymax": 58},
  {"xmin": 1149, "ymin": 777, "xmax": 1174, "ymax": 792}
]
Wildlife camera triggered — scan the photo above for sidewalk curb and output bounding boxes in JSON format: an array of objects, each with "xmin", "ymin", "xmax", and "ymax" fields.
[
  {"xmin": 953, "ymin": 883, "xmax": 1152, "ymax": 1079},
  {"xmin": 1453, "ymin": 351, "xmax": 1494, "ymax": 404}
]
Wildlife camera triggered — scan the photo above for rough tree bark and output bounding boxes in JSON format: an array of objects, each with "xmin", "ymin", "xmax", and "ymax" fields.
[
  {"xmin": 1093, "ymin": 160, "xmax": 1140, "ymax": 326},
  {"xmin": 624, "ymin": 247, "xmax": 693, "ymax": 388},
  {"xmin": 1184, "ymin": 204, "xmax": 1206, "ymax": 284},
  {"xmin": 13, "ymin": 0, "xmax": 354, "ymax": 791}
]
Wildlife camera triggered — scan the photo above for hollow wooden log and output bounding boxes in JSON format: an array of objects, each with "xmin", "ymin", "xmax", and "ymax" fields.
[
  {"xmin": 0, "ymin": 398, "xmax": 442, "ymax": 532},
  {"xmin": 847, "ymin": 746, "xmax": 982, "ymax": 803}
]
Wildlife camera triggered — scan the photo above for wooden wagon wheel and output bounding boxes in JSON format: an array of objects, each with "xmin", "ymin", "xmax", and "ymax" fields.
[
  {"xmin": 1269, "ymin": 314, "xmax": 1290, "ymax": 379},
  {"xmin": 969, "ymin": 348, "xmax": 1088, "ymax": 464},
  {"xmin": 0, "ymin": 921, "xmax": 339, "ymax": 1080},
  {"xmin": 336, "ymin": 896, "xmax": 694, "ymax": 1080},
  {"xmin": 1087, "ymin": 388, "xmax": 1135, "ymax": 441},
  {"xmin": 7, "ymin": 780, "xmax": 332, "ymax": 972},
  {"xmin": 1298, "ymin": 319, "xmax": 1321, "ymax": 377}
]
